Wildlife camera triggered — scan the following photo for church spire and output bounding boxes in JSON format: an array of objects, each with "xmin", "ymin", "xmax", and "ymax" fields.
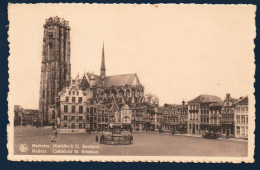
[{"xmin": 100, "ymin": 41, "xmax": 106, "ymax": 80}]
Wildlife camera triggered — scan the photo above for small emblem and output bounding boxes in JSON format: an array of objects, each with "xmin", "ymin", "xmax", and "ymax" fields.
[{"xmin": 19, "ymin": 144, "xmax": 28, "ymax": 153}]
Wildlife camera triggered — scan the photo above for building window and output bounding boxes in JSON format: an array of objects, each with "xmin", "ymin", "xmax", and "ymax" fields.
[
  {"xmin": 236, "ymin": 126, "xmax": 240, "ymax": 135},
  {"xmin": 71, "ymin": 116, "xmax": 75, "ymax": 120},
  {"xmin": 77, "ymin": 91, "xmax": 79, "ymax": 96},
  {"xmin": 196, "ymin": 124, "xmax": 198, "ymax": 130},
  {"xmin": 87, "ymin": 108, "xmax": 89, "ymax": 113},
  {"xmin": 241, "ymin": 107, "xmax": 245, "ymax": 113},
  {"xmin": 73, "ymin": 91, "xmax": 75, "ymax": 95},
  {"xmin": 189, "ymin": 124, "xmax": 191, "ymax": 129},
  {"xmin": 246, "ymin": 115, "xmax": 248, "ymax": 123},
  {"xmin": 64, "ymin": 105, "xmax": 68, "ymax": 113},
  {"xmin": 72, "ymin": 106, "xmax": 75, "ymax": 113},
  {"xmin": 71, "ymin": 123, "xmax": 75, "ymax": 129},
  {"xmin": 64, "ymin": 116, "xmax": 68, "ymax": 120},
  {"xmin": 241, "ymin": 116, "xmax": 245, "ymax": 123},
  {"xmin": 79, "ymin": 116, "xmax": 83, "ymax": 120},
  {"xmin": 94, "ymin": 108, "xmax": 97, "ymax": 113},
  {"xmin": 79, "ymin": 106, "xmax": 83, "ymax": 113},
  {"xmin": 236, "ymin": 116, "xmax": 240, "ymax": 123},
  {"xmin": 69, "ymin": 91, "xmax": 71, "ymax": 95},
  {"xmin": 78, "ymin": 97, "xmax": 82, "ymax": 103},
  {"xmin": 241, "ymin": 127, "xmax": 245, "ymax": 135},
  {"xmin": 66, "ymin": 97, "xmax": 69, "ymax": 102},
  {"xmin": 72, "ymin": 97, "xmax": 75, "ymax": 103},
  {"xmin": 79, "ymin": 123, "xmax": 83, "ymax": 129},
  {"xmin": 246, "ymin": 107, "xmax": 248, "ymax": 112},
  {"xmin": 237, "ymin": 107, "xmax": 240, "ymax": 112},
  {"xmin": 63, "ymin": 123, "xmax": 67, "ymax": 128}
]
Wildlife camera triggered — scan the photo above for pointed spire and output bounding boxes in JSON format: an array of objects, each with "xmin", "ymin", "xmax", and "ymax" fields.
[{"xmin": 100, "ymin": 41, "xmax": 106, "ymax": 79}]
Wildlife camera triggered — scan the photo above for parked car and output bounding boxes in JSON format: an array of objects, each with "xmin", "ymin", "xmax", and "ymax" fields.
[{"xmin": 202, "ymin": 131, "xmax": 218, "ymax": 139}]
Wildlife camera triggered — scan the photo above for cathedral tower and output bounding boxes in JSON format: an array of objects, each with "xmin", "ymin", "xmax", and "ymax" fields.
[
  {"xmin": 100, "ymin": 42, "xmax": 106, "ymax": 80},
  {"xmin": 39, "ymin": 16, "xmax": 71, "ymax": 124}
]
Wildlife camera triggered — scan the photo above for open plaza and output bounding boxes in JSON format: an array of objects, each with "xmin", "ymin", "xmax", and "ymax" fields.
[{"xmin": 14, "ymin": 126, "xmax": 247, "ymax": 157}]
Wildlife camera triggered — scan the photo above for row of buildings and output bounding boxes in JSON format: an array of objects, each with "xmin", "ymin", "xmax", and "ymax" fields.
[
  {"xmin": 31, "ymin": 16, "xmax": 249, "ymax": 139},
  {"xmin": 186, "ymin": 94, "xmax": 248, "ymax": 139}
]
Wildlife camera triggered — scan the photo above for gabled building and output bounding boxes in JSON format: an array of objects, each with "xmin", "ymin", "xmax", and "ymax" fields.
[
  {"xmin": 221, "ymin": 93, "xmax": 238, "ymax": 137},
  {"xmin": 178, "ymin": 100, "xmax": 188, "ymax": 134}
]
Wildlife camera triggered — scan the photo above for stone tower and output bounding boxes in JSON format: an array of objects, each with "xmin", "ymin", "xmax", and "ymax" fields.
[
  {"xmin": 39, "ymin": 16, "xmax": 71, "ymax": 124},
  {"xmin": 100, "ymin": 42, "xmax": 106, "ymax": 80}
]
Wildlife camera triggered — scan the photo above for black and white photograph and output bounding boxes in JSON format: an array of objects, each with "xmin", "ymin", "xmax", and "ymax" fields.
[{"xmin": 7, "ymin": 4, "xmax": 255, "ymax": 162}]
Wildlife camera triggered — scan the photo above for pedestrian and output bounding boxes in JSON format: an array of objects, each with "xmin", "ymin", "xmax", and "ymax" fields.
[
  {"xmin": 96, "ymin": 135, "xmax": 99, "ymax": 142},
  {"xmin": 55, "ymin": 129, "xmax": 58, "ymax": 137},
  {"xmin": 51, "ymin": 135, "xmax": 56, "ymax": 142}
]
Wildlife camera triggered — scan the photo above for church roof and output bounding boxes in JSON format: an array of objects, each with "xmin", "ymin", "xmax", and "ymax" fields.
[
  {"xmin": 104, "ymin": 73, "xmax": 141, "ymax": 87},
  {"xmin": 188, "ymin": 94, "xmax": 222, "ymax": 103},
  {"xmin": 85, "ymin": 73, "xmax": 141, "ymax": 88}
]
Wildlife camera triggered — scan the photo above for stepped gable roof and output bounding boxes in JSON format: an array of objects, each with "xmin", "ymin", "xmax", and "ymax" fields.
[
  {"xmin": 86, "ymin": 73, "xmax": 103, "ymax": 86},
  {"xmin": 224, "ymin": 97, "xmax": 238, "ymax": 103},
  {"xmin": 104, "ymin": 73, "xmax": 141, "ymax": 88},
  {"xmin": 188, "ymin": 94, "xmax": 222, "ymax": 103},
  {"xmin": 235, "ymin": 96, "xmax": 248, "ymax": 105}
]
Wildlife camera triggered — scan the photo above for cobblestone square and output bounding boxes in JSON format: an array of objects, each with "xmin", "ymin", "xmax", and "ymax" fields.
[{"xmin": 14, "ymin": 126, "xmax": 247, "ymax": 156}]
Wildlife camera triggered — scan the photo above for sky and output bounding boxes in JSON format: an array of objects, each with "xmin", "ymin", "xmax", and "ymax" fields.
[{"xmin": 8, "ymin": 4, "xmax": 256, "ymax": 109}]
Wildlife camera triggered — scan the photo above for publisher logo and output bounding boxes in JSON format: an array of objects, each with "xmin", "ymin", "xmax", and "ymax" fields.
[{"xmin": 19, "ymin": 144, "xmax": 28, "ymax": 153}]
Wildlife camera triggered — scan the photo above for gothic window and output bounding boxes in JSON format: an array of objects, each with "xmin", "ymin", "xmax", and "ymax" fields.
[
  {"xmin": 52, "ymin": 110, "xmax": 55, "ymax": 119},
  {"xmin": 42, "ymin": 90, "xmax": 45, "ymax": 98}
]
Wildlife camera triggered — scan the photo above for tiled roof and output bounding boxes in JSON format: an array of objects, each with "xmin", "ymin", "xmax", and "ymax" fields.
[
  {"xmin": 209, "ymin": 102, "xmax": 223, "ymax": 107},
  {"xmin": 188, "ymin": 94, "xmax": 222, "ymax": 103},
  {"xmin": 235, "ymin": 96, "xmax": 248, "ymax": 105}
]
